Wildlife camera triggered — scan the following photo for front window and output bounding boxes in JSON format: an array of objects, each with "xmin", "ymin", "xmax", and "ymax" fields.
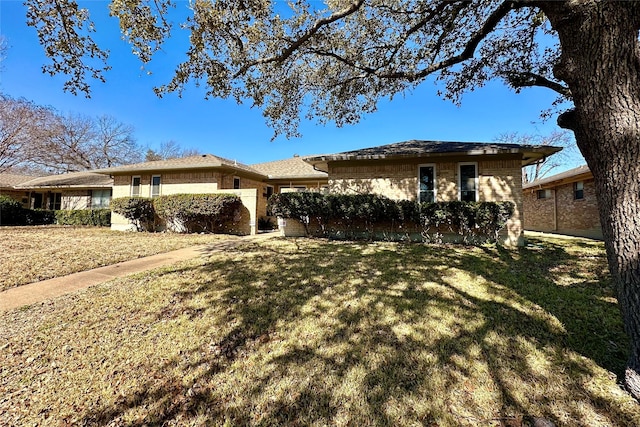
[
  {"xmin": 48, "ymin": 192, "xmax": 62, "ymax": 210},
  {"xmin": 574, "ymin": 181, "xmax": 584, "ymax": 200},
  {"xmin": 459, "ymin": 163, "xmax": 478, "ymax": 202},
  {"xmin": 418, "ymin": 165, "xmax": 436, "ymax": 203},
  {"xmin": 151, "ymin": 175, "xmax": 161, "ymax": 198},
  {"xmin": 92, "ymin": 189, "xmax": 112, "ymax": 209},
  {"xmin": 131, "ymin": 176, "xmax": 141, "ymax": 197},
  {"xmin": 233, "ymin": 177, "xmax": 241, "ymax": 189}
]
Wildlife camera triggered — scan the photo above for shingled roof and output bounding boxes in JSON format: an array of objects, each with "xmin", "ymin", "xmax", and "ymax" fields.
[
  {"xmin": 304, "ymin": 140, "xmax": 562, "ymax": 167},
  {"xmin": 15, "ymin": 171, "xmax": 113, "ymax": 189},
  {"xmin": 251, "ymin": 156, "xmax": 328, "ymax": 180},
  {"xmin": 523, "ymin": 164, "xmax": 592, "ymax": 190},
  {"xmin": 0, "ymin": 173, "xmax": 41, "ymax": 188},
  {"xmin": 92, "ymin": 154, "xmax": 265, "ymax": 178}
]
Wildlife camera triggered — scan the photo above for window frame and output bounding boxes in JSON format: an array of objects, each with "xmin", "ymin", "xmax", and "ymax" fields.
[
  {"xmin": 233, "ymin": 176, "xmax": 241, "ymax": 190},
  {"xmin": 574, "ymin": 181, "xmax": 584, "ymax": 200},
  {"xmin": 417, "ymin": 163, "xmax": 437, "ymax": 203},
  {"xmin": 91, "ymin": 189, "xmax": 112, "ymax": 209},
  {"xmin": 131, "ymin": 175, "xmax": 141, "ymax": 197},
  {"xmin": 458, "ymin": 162, "xmax": 479, "ymax": 202},
  {"xmin": 150, "ymin": 175, "xmax": 161, "ymax": 198},
  {"xmin": 536, "ymin": 189, "xmax": 552, "ymax": 200}
]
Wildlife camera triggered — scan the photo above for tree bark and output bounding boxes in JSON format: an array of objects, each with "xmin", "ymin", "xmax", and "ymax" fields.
[{"xmin": 541, "ymin": 1, "xmax": 640, "ymax": 398}]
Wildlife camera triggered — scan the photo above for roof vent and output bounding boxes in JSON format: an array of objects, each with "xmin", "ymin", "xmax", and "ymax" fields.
[
  {"xmin": 293, "ymin": 154, "xmax": 300, "ymax": 157},
  {"xmin": 202, "ymin": 154, "xmax": 207, "ymax": 157}
]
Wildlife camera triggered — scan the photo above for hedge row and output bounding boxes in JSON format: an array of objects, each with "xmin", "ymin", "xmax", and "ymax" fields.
[
  {"xmin": 268, "ymin": 192, "xmax": 515, "ymax": 243},
  {"xmin": 111, "ymin": 194, "xmax": 243, "ymax": 233},
  {"xmin": 0, "ymin": 195, "xmax": 110, "ymax": 226}
]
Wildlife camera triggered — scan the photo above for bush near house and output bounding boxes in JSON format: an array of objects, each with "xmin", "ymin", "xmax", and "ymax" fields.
[
  {"xmin": 0, "ymin": 195, "xmax": 25, "ymax": 225},
  {"xmin": 268, "ymin": 192, "xmax": 514, "ymax": 243},
  {"xmin": 111, "ymin": 197, "xmax": 156, "ymax": 231},
  {"xmin": 153, "ymin": 194, "xmax": 242, "ymax": 233},
  {"xmin": 55, "ymin": 209, "xmax": 111, "ymax": 226}
]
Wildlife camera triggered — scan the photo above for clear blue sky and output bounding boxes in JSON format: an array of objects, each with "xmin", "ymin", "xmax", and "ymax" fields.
[{"xmin": 0, "ymin": 0, "xmax": 583, "ymax": 168}]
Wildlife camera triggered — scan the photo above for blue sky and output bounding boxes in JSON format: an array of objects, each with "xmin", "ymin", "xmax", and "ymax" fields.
[{"xmin": 1, "ymin": 0, "xmax": 582, "ymax": 168}]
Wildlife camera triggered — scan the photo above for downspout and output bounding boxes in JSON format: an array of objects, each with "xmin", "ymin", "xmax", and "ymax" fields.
[{"xmin": 553, "ymin": 188, "xmax": 558, "ymax": 232}]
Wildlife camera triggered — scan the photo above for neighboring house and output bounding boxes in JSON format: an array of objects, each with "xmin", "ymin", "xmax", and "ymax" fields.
[
  {"xmin": 303, "ymin": 140, "xmax": 562, "ymax": 245},
  {"xmin": 92, "ymin": 154, "xmax": 328, "ymax": 234},
  {"xmin": 14, "ymin": 172, "xmax": 114, "ymax": 210},
  {"xmin": 0, "ymin": 173, "xmax": 40, "ymax": 207},
  {"xmin": 522, "ymin": 165, "xmax": 602, "ymax": 239}
]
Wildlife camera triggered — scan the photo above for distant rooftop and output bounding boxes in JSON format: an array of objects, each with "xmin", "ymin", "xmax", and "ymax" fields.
[
  {"xmin": 0, "ymin": 173, "xmax": 41, "ymax": 188},
  {"xmin": 92, "ymin": 154, "xmax": 263, "ymax": 177},
  {"xmin": 523, "ymin": 164, "xmax": 592, "ymax": 190},
  {"xmin": 304, "ymin": 139, "xmax": 562, "ymax": 167},
  {"xmin": 251, "ymin": 156, "xmax": 327, "ymax": 180},
  {"xmin": 15, "ymin": 171, "xmax": 113, "ymax": 189}
]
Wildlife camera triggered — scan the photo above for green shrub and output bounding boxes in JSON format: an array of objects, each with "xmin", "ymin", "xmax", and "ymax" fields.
[
  {"xmin": 111, "ymin": 197, "xmax": 155, "ymax": 231},
  {"xmin": 258, "ymin": 216, "xmax": 276, "ymax": 231},
  {"xmin": 55, "ymin": 209, "xmax": 111, "ymax": 226},
  {"xmin": 0, "ymin": 195, "xmax": 25, "ymax": 225},
  {"xmin": 153, "ymin": 193, "xmax": 242, "ymax": 233},
  {"xmin": 24, "ymin": 209, "xmax": 56, "ymax": 225},
  {"xmin": 269, "ymin": 192, "xmax": 515, "ymax": 244}
]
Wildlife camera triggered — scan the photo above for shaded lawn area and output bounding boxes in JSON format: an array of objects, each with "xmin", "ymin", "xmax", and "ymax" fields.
[
  {"xmin": 1, "ymin": 236, "xmax": 638, "ymax": 426},
  {"xmin": 0, "ymin": 226, "xmax": 235, "ymax": 291}
]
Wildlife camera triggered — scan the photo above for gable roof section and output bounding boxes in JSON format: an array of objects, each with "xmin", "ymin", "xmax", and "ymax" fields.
[
  {"xmin": 15, "ymin": 171, "xmax": 113, "ymax": 189},
  {"xmin": 92, "ymin": 154, "xmax": 266, "ymax": 179},
  {"xmin": 0, "ymin": 173, "xmax": 41, "ymax": 188},
  {"xmin": 304, "ymin": 140, "xmax": 562, "ymax": 167},
  {"xmin": 523, "ymin": 164, "xmax": 592, "ymax": 190},
  {"xmin": 251, "ymin": 156, "xmax": 328, "ymax": 180}
]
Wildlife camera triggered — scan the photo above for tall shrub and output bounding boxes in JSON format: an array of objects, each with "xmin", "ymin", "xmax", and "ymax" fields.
[
  {"xmin": 153, "ymin": 193, "xmax": 242, "ymax": 233},
  {"xmin": 111, "ymin": 197, "xmax": 155, "ymax": 231},
  {"xmin": 0, "ymin": 195, "xmax": 25, "ymax": 225}
]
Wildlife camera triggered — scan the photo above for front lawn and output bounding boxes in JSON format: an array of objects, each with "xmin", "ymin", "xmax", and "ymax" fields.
[
  {"xmin": 1, "ymin": 236, "xmax": 637, "ymax": 426},
  {"xmin": 0, "ymin": 226, "xmax": 234, "ymax": 291}
]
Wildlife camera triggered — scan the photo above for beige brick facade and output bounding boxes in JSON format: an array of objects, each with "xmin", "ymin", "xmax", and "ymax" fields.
[
  {"xmin": 327, "ymin": 155, "xmax": 523, "ymax": 245},
  {"xmin": 523, "ymin": 177, "xmax": 602, "ymax": 239}
]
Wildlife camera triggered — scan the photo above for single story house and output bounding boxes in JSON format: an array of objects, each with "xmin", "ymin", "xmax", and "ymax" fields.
[
  {"xmin": 14, "ymin": 172, "xmax": 113, "ymax": 210},
  {"xmin": 522, "ymin": 165, "xmax": 602, "ymax": 239},
  {"xmin": 0, "ymin": 173, "xmax": 41, "ymax": 207},
  {"xmin": 303, "ymin": 140, "xmax": 562, "ymax": 245},
  {"xmin": 92, "ymin": 154, "xmax": 329, "ymax": 234}
]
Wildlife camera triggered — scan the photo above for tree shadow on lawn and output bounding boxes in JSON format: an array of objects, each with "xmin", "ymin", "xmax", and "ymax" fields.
[{"xmin": 81, "ymin": 238, "xmax": 637, "ymax": 426}]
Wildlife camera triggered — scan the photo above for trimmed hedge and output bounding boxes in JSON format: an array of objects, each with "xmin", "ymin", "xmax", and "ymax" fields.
[
  {"xmin": 0, "ymin": 195, "xmax": 25, "ymax": 225},
  {"xmin": 268, "ymin": 192, "xmax": 515, "ymax": 244},
  {"xmin": 153, "ymin": 193, "xmax": 242, "ymax": 233},
  {"xmin": 55, "ymin": 209, "xmax": 111, "ymax": 226},
  {"xmin": 111, "ymin": 197, "xmax": 155, "ymax": 231}
]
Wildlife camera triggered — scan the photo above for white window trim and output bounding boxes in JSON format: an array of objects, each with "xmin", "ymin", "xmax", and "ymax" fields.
[
  {"xmin": 458, "ymin": 162, "xmax": 479, "ymax": 202},
  {"xmin": 151, "ymin": 175, "xmax": 161, "ymax": 198},
  {"xmin": 417, "ymin": 163, "xmax": 437, "ymax": 203},
  {"xmin": 131, "ymin": 175, "xmax": 141, "ymax": 197}
]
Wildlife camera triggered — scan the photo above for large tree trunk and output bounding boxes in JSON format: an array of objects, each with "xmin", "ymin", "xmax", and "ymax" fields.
[{"xmin": 542, "ymin": 2, "xmax": 640, "ymax": 398}]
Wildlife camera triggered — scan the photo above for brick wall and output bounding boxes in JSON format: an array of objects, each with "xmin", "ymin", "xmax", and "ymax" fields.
[
  {"xmin": 327, "ymin": 156, "xmax": 523, "ymax": 245},
  {"xmin": 523, "ymin": 178, "xmax": 602, "ymax": 239}
]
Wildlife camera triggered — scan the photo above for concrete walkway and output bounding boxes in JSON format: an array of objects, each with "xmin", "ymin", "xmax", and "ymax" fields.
[{"xmin": 0, "ymin": 232, "xmax": 278, "ymax": 312}]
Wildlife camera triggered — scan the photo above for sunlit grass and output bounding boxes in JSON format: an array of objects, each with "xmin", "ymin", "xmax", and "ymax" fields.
[
  {"xmin": 1, "ymin": 236, "xmax": 637, "ymax": 426},
  {"xmin": 0, "ymin": 225, "xmax": 233, "ymax": 290}
]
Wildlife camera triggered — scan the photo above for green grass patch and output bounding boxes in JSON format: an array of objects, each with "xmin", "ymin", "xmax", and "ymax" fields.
[
  {"xmin": 1, "ymin": 236, "xmax": 637, "ymax": 426},
  {"xmin": 0, "ymin": 226, "xmax": 233, "ymax": 290}
]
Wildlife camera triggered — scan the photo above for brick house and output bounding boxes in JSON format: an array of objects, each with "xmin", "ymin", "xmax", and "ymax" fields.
[
  {"xmin": 92, "ymin": 154, "xmax": 328, "ymax": 234},
  {"xmin": 522, "ymin": 165, "xmax": 601, "ymax": 239},
  {"xmin": 303, "ymin": 140, "xmax": 562, "ymax": 245},
  {"xmin": 14, "ymin": 172, "xmax": 113, "ymax": 210}
]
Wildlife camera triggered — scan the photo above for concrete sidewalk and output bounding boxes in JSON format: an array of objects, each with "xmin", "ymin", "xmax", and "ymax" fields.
[{"xmin": 0, "ymin": 232, "xmax": 278, "ymax": 312}]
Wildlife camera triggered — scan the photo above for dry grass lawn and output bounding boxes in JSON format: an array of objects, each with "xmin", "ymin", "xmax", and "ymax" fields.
[
  {"xmin": 1, "ymin": 236, "xmax": 638, "ymax": 426},
  {"xmin": 0, "ymin": 226, "xmax": 234, "ymax": 291}
]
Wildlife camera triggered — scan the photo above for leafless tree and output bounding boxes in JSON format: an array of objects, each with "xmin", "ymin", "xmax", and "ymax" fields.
[{"xmin": 145, "ymin": 140, "xmax": 200, "ymax": 161}]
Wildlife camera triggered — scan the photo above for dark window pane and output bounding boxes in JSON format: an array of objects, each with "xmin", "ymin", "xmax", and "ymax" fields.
[
  {"xmin": 460, "ymin": 164, "xmax": 476, "ymax": 201},
  {"xmin": 419, "ymin": 166, "xmax": 435, "ymax": 203}
]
